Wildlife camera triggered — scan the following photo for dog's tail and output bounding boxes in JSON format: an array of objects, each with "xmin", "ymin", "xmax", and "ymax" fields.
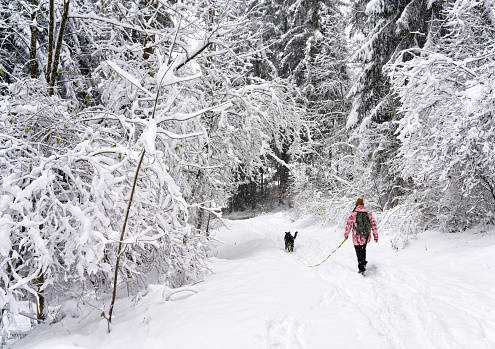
[{"xmin": 294, "ymin": 231, "xmax": 298, "ymax": 239}]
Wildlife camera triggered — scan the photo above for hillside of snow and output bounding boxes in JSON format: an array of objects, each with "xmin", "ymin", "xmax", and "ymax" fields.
[{"xmin": 12, "ymin": 212, "xmax": 495, "ymax": 349}]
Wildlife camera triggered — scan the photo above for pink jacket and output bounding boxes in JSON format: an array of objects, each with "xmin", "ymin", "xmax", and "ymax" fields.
[{"xmin": 344, "ymin": 205, "xmax": 378, "ymax": 246}]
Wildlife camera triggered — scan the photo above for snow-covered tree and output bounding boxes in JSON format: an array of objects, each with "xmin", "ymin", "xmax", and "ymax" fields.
[
  {"xmin": 387, "ymin": 0, "xmax": 495, "ymax": 231},
  {"xmin": 303, "ymin": 3, "xmax": 349, "ymax": 129},
  {"xmin": 0, "ymin": 0, "xmax": 199, "ymax": 333},
  {"xmin": 334, "ymin": 0, "xmax": 445, "ymax": 215},
  {"xmin": 298, "ymin": 1, "xmax": 351, "ymax": 166},
  {"xmin": 236, "ymin": 0, "xmax": 351, "ymax": 207},
  {"xmin": 347, "ymin": 0, "xmax": 443, "ymax": 126},
  {"xmin": 172, "ymin": 0, "xmax": 312, "ymax": 213},
  {"xmin": 1, "ymin": 0, "xmax": 313, "ymax": 337},
  {"xmin": 0, "ymin": 64, "xmax": 215, "ymax": 328},
  {"xmin": 0, "ymin": 0, "xmax": 36, "ymax": 82}
]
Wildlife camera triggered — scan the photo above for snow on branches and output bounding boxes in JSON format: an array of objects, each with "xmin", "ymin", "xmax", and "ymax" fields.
[
  {"xmin": 0, "ymin": 73, "xmax": 212, "ymax": 332},
  {"xmin": 387, "ymin": 0, "xmax": 495, "ymax": 230},
  {"xmin": 0, "ymin": 0, "xmax": 310, "ymax": 337}
]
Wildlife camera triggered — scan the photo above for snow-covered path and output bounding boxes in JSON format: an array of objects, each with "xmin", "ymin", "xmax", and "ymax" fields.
[
  {"xmin": 13, "ymin": 212, "xmax": 495, "ymax": 349},
  {"xmin": 211, "ymin": 212, "xmax": 495, "ymax": 349}
]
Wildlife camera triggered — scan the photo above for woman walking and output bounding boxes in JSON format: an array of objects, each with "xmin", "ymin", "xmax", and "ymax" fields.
[{"xmin": 344, "ymin": 198, "xmax": 378, "ymax": 274}]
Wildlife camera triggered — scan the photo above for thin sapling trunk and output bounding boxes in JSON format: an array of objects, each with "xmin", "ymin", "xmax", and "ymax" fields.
[{"xmin": 108, "ymin": 148, "xmax": 146, "ymax": 325}]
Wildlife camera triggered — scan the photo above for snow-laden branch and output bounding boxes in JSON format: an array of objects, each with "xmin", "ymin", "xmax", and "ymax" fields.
[
  {"xmin": 106, "ymin": 61, "xmax": 155, "ymax": 99},
  {"xmin": 69, "ymin": 11, "xmax": 162, "ymax": 35},
  {"xmin": 181, "ymin": 163, "xmax": 223, "ymax": 170},
  {"xmin": 156, "ymin": 102, "xmax": 231, "ymax": 124},
  {"xmin": 173, "ymin": 39, "xmax": 213, "ymax": 72},
  {"xmin": 158, "ymin": 130, "xmax": 204, "ymax": 140},
  {"xmin": 389, "ymin": 48, "xmax": 477, "ymax": 80}
]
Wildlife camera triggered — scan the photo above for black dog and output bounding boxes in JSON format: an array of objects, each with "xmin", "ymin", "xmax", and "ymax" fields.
[{"xmin": 284, "ymin": 231, "xmax": 298, "ymax": 252}]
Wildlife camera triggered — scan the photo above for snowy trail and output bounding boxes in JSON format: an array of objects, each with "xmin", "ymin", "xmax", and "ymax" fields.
[
  {"xmin": 13, "ymin": 212, "xmax": 495, "ymax": 349},
  {"xmin": 212, "ymin": 212, "xmax": 495, "ymax": 348}
]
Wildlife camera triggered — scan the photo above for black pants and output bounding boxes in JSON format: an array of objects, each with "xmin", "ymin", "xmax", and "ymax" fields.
[{"xmin": 354, "ymin": 243, "xmax": 368, "ymax": 272}]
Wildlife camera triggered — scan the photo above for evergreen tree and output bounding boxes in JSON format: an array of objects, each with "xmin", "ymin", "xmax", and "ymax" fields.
[
  {"xmin": 342, "ymin": 0, "xmax": 444, "ymax": 212},
  {"xmin": 347, "ymin": 0, "xmax": 444, "ymax": 127},
  {"xmin": 241, "ymin": 0, "xmax": 350, "ymax": 206},
  {"xmin": 290, "ymin": 1, "xmax": 355, "ymax": 219}
]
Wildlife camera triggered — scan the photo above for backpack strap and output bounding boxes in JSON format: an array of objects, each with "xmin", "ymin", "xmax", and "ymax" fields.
[{"xmin": 351, "ymin": 208, "xmax": 357, "ymax": 231}]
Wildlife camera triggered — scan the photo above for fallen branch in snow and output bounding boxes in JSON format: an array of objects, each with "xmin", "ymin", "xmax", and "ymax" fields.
[
  {"xmin": 18, "ymin": 311, "xmax": 47, "ymax": 324},
  {"xmin": 164, "ymin": 289, "xmax": 198, "ymax": 301}
]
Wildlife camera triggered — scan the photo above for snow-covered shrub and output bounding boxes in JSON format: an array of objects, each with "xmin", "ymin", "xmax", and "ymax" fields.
[
  {"xmin": 0, "ymin": 56, "xmax": 214, "ymax": 331},
  {"xmin": 0, "ymin": 81, "xmax": 116, "ymax": 331},
  {"xmin": 376, "ymin": 192, "xmax": 432, "ymax": 250},
  {"xmin": 292, "ymin": 137, "xmax": 384, "ymax": 228}
]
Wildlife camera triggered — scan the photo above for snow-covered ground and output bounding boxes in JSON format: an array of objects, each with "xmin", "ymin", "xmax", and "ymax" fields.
[{"xmin": 12, "ymin": 212, "xmax": 495, "ymax": 348}]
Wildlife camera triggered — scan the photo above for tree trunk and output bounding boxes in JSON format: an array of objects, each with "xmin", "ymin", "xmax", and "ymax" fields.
[
  {"xmin": 277, "ymin": 137, "xmax": 291, "ymax": 204},
  {"xmin": 29, "ymin": 0, "xmax": 38, "ymax": 78},
  {"xmin": 205, "ymin": 207, "xmax": 211, "ymax": 236},
  {"xmin": 143, "ymin": 35, "xmax": 154, "ymax": 60},
  {"xmin": 47, "ymin": 0, "xmax": 70, "ymax": 96},
  {"xmin": 196, "ymin": 208, "xmax": 204, "ymax": 231},
  {"xmin": 251, "ymin": 177, "xmax": 256, "ymax": 210},
  {"xmin": 46, "ymin": 0, "xmax": 54, "ymax": 84},
  {"xmin": 260, "ymin": 169, "xmax": 264, "ymax": 199},
  {"xmin": 33, "ymin": 273, "xmax": 45, "ymax": 321},
  {"xmin": 280, "ymin": 153, "xmax": 290, "ymax": 192},
  {"xmin": 482, "ymin": 175, "xmax": 495, "ymax": 202}
]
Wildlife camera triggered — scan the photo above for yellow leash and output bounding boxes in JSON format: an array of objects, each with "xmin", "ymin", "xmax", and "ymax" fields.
[{"xmin": 308, "ymin": 238, "xmax": 347, "ymax": 268}]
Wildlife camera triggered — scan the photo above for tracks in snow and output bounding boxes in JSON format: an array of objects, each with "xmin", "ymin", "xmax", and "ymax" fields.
[{"xmin": 221, "ymin": 214, "xmax": 495, "ymax": 349}]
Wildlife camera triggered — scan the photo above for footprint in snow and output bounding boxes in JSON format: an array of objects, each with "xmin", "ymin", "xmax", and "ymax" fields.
[{"xmin": 267, "ymin": 316, "xmax": 306, "ymax": 349}]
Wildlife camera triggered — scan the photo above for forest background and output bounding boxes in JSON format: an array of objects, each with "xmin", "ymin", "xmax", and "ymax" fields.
[{"xmin": 1, "ymin": 0, "xmax": 494, "ymax": 341}]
